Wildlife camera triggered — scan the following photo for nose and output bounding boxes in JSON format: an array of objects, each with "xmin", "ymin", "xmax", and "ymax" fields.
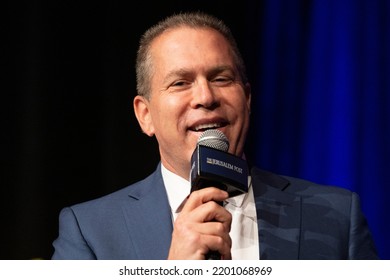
[{"xmin": 190, "ymin": 79, "xmax": 219, "ymax": 109}]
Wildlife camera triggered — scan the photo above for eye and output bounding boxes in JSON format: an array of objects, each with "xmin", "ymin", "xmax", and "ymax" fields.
[
  {"xmin": 211, "ymin": 76, "xmax": 233, "ymax": 86},
  {"xmin": 167, "ymin": 80, "xmax": 192, "ymax": 92},
  {"xmin": 171, "ymin": 80, "xmax": 188, "ymax": 87}
]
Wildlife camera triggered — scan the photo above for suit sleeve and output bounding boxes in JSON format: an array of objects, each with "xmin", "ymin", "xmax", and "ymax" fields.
[
  {"xmin": 348, "ymin": 192, "xmax": 379, "ymax": 259},
  {"xmin": 52, "ymin": 207, "xmax": 97, "ymax": 260}
]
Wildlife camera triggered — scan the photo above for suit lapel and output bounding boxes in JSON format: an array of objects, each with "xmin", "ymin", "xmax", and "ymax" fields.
[
  {"xmin": 251, "ymin": 168, "xmax": 302, "ymax": 259},
  {"xmin": 122, "ymin": 165, "xmax": 173, "ymax": 259},
  {"xmin": 119, "ymin": 165, "xmax": 302, "ymax": 259}
]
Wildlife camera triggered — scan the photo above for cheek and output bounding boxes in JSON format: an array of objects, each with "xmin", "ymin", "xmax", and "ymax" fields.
[
  {"xmin": 151, "ymin": 97, "xmax": 187, "ymax": 130},
  {"xmin": 165, "ymin": 95, "xmax": 190, "ymax": 116},
  {"xmin": 231, "ymin": 97, "xmax": 250, "ymax": 146},
  {"xmin": 233, "ymin": 96, "xmax": 250, "ymax": 118}
]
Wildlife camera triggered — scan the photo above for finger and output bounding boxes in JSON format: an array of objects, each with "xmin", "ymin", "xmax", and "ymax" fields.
[
  {"xmin": 200, "ymin": 233, "xmax": 232, "ymax": 259},
  {"xmin": 175, "ymin": 200, "xmax": 232, "ymax": 231},
  {"xmin": 187, "ymin": 201, "xmax": 232, "ymax": 225},
  {"xmin": 194, "ymin": 222, "xmax": 232, "ymax": 243},
  {"xmin": 173, "ymin": 206, "xmax": 231, "ymax": 239},
  {"xmin": 181, "ymin": 187, "xmax": 229, "ymax": 213},
  {"xmin": 168, "ymin": 223, "xmax": 231, "ymax": 260}
]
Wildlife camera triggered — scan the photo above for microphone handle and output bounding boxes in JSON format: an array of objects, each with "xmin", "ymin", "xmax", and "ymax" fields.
[
  {"xmin": 191, "ymin": 179, "xmax": 227, "ymax": 260},
  {"xmin": 205, "ymin": 199, "xmax": 223, "ymax": 260},
  {"xmin": 206, "ymin": 250, "xmax": 221, "ymax": 260}
]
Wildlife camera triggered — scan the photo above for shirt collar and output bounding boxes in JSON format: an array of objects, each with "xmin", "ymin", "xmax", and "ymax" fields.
[
  {"xmin": 161, "ymin": 164, "xmax": 190, "ymax": 217},
  {"xmin": 161, "ymin": 163, "xmax": 253, "ymax": 216}
]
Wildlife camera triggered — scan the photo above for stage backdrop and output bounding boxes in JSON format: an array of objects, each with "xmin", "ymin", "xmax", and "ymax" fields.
[
  {"xmin": 250, "ymin": 0, "xmax": 389, "ymax": 259},
  {"xmin": 4, "ymin": 0, "xmax": 389, "ymax": 259}
]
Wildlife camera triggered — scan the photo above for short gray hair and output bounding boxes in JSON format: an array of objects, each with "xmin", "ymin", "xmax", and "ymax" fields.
[{"xmin": 135, "ymin": 12, "xmax": 248, "ymax": 99}]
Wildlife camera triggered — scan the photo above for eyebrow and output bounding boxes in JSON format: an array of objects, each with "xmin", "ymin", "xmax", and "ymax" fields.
[
  {"xmin": 208, "ymin": 65, "xmax": 235, "ymax": 77},
  {"xmin": 163, "ymin": 65, "xmax": 235, "ymax": 83},
  {"xmin": 163, "ymin": 68, "xmax": 193, "ymax": 84}
]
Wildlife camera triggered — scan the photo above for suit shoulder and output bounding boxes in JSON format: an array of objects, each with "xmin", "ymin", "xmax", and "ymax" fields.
[
  {"xmin": 281, "ymin": 174, "xmax": 352, "ymax": 197},
  {"xmin": 251, "ymin": 166, "xmax": 352, "ymax": 197},
  {"xmin": 69, "ymin": 167, "xmax": 162, "ymax": 214}
]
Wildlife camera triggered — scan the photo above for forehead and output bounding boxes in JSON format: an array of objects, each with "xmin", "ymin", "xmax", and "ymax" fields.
[{"xmin": 149, "ymin": 27, "xmax": 234, "ymax": 65}]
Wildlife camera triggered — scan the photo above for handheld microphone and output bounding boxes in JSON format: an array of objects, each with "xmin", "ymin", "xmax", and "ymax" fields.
[
  {"xmin": 190, "ymin": 129, "xmax": 248, "ymax": 197},
  {"xmin": 189, "ymin": 129, "xmax": 248, "ymax": 259}
]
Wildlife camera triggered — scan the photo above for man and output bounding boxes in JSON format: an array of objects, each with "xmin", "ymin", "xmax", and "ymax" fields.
[{"xmin": 52, "ymin": 12, "xmax": 378, "ymax": 260}]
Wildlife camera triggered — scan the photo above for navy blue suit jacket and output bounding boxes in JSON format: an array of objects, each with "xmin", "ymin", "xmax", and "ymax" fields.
[{"xmin": 52, "ymin": 164, "xmax": 378, "ymax": 259}]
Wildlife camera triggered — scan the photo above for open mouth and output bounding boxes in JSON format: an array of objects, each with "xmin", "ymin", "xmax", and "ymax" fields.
[{"xmin": 190, "ymin": 122, "xmax": 226, "ymax": 132}]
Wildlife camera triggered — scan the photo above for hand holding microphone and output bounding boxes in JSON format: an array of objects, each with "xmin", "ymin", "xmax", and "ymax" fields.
[
  {"xmin": 168, "ymin": 129, "xmax": 248, "ymax": 260},
  {"xmin": 167, "ymin": 186, "xmax": 232, "ymax": 260}
]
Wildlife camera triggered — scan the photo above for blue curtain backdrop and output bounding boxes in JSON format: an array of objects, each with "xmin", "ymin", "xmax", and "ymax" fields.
[
  {"xmin": 253, "ymin": 0, "xmax": 389, "ymax": 259},
  {"xmin": 5, "ymin": 0, "xmax": 389, "ymax": 260}
]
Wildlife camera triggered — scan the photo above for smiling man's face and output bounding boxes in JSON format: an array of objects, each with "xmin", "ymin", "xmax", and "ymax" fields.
[{"xmin": 134, "ymin": 26, "xmax": 251, "ymax": 180}]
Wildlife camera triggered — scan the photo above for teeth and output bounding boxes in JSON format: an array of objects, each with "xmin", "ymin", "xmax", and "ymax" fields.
[{"xmin": 194, "ymin": 123, "xmax": 221, "ymax": 131}]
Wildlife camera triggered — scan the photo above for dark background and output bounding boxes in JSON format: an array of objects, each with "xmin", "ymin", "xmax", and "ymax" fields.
[{"xmin": 4, "ymin": 0, "xmax": 389, "ymax": 259}]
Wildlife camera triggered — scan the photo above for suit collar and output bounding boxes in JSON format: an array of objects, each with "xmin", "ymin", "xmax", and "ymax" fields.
[
  {"xmin": 251, "ymin": 167, "xmax": 302, "ymax": 259},
  {"xmin": 126, "ymin": 166, "xmax": 162, "ymax": 200},
  {"xmin": 122, "ymin": 165, "xmax": 303, "ymax": 259},
  {"xmin": 122, "ymin": 164, "xmax": 173, "ymax": 259}
]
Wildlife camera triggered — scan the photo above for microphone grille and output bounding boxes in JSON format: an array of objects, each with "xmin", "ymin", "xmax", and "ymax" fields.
[{"xmin": 197, "ymin": 129, "xmax": 229, "ymax": 152}]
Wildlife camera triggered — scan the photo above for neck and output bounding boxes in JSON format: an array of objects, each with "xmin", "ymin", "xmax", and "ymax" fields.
[{"xmin": 160, "ymin": 160, "xmax": 190, "ymax": 182}]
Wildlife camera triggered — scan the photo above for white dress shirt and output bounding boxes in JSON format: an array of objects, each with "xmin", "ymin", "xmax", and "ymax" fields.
[{"xmin": 161, "ymin": 164, "xmax": 259, "ymax": 260}]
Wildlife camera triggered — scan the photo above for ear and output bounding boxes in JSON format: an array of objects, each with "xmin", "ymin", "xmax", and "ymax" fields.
[{"xmin": 133, "ymin": 95, "xmax": 155, "ymax": 137}]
